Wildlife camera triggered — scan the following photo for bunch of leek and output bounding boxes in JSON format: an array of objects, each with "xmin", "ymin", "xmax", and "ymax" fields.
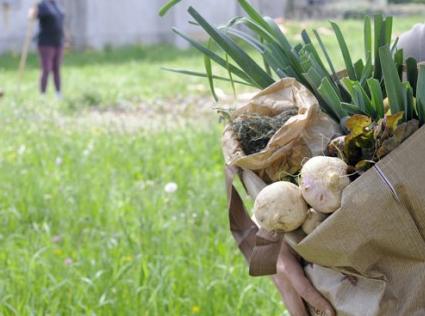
[{"xmin": 160, "ymin": 0, "xmax": 425, "ymax": 125}]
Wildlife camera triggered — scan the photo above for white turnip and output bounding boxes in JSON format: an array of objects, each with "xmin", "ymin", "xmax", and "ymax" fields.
[
  {"xmin": 300, "ymin": 156, "xmax": 350, "ymax": 213},
  {"xmin": 254, "ymin": 181, "xmax": 308, "ymax": 232},
  {"xmin": 302, "ymin": 208, "xmax": 327, "ymax": 235}
]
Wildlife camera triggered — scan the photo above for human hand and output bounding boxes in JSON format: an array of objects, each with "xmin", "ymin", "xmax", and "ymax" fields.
[{"xmin": 272, "ymin": 241, "xmax": 335, "ymax": 316}]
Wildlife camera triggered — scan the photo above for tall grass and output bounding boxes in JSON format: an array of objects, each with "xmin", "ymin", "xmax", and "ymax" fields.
[{"xmin": 0, "ymin": 100, "xmax": 284, "ymax": 315}]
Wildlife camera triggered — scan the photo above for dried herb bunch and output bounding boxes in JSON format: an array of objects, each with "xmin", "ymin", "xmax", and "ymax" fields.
[{"xmin": 232, "ymin": 107, "xmax": 298, "ymax": 155}]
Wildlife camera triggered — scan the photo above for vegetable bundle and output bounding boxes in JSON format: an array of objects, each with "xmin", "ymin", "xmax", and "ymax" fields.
[
  {"xmin": 161, "ymin": 1, "xmax": 425, "ymax": 315},
  {"xmin": 164, "ymin": 1, "xmax": 425, "ymax": 175}
]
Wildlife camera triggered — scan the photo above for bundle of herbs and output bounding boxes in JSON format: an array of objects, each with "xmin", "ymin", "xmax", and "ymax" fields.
[
  {"xmin": 161, "ymin": 0, "xmax": 425, "ymax": 172},
  {"xmin": 231, "ymin": 107, "xmax": 298, "ymax": 155},
  {"xmin": 160, "ymin": 4, "xmax": 425, "ymax": 314},
  {"xmin": 326, "ymin": 46, "xmax": 425, "ymax": 173}
]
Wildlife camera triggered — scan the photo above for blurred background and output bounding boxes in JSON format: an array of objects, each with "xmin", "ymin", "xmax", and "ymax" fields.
[
  {"xmin": 0, "ymin": 1, "xmax": 423, "ymax": 315},
  {"xmin": 1, "ymin": 0, "xmax": 424, "ymax": 52}
]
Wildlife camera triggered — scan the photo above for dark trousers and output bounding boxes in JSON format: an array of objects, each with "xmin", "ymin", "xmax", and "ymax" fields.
[{"xmin": 38, "ymin": 45, "xmax": 63, "ymax": 93}]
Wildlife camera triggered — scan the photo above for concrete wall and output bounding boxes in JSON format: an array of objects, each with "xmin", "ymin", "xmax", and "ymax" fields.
[
  {"xmin": 0, "ymin": 0, "xmax": 291, "ymax": 53},
  {"xmin": 1, "ymin": 0, "xmax": 246, "ymax": 52},
  {"xmin": 84, "ymin": 1, "xmax": 174, "ymax": 49},
  {"xmin": 0, "ymin": 0, "xmax": 34, "ymax": 52},
  {"xmin": 62, "ymin": 0, "xmax": 87, "ymax": 50}
]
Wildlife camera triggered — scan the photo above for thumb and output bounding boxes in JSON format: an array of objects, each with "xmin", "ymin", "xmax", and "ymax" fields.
[
  {"xmin": 277, "ymin": 241, "xmax": 335, "ymax": 316},
  {"xmin": 289, "ymin": 270, "xmax": 335, "ymax": 316},
  {"xmin": 280, "ymin": 256, "xmax": 335, "ymax": 316},
  {"xmin": 272, "ymin": 273, "xmax": 310, "ymax": 316}
]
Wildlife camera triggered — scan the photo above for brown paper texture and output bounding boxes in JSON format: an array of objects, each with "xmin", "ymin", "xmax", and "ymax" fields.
[
  {"xmin": 292, "ymin": 125, "xmax": 425, "ymax": 316},
  {"xmin": 222, "ymin": 78, "xmax": 340, "ymax": 182},
  {"xmin": 224, "ymin": 80, "xmax": 425, "ymax": 315},
  {"xmin": 227, "ymin": 126, "xmax": 425, "ymax": 315}
]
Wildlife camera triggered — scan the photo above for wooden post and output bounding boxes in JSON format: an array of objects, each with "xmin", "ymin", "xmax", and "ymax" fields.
[{"xmin": 17, "ymin": 11, "xmax": 37, "ymax": 89}]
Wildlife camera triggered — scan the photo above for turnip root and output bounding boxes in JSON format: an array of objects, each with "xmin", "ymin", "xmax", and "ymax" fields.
[
  {"xmin": 300, "ymin": 156, "xmax": 350, "ymax": 213},
  {"xmin": 302, "ymin": 208, "xmax": 327, "ymax": 235},
  {"xmin": 327, "ymin": 136, "xmax": 345, "ymax": 158},
  {"xmin": 254, "ymin": 181, "xmax": 308, "ymax": 232}
]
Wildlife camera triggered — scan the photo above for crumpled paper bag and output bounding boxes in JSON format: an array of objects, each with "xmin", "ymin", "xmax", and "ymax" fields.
[{"xmin": 222, "ymin": 78, "xmax": 340, "ymax": 182}]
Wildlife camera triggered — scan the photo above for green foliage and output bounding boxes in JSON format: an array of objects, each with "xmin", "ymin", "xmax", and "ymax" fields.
[
  {"xmin": 0, "ymin": 99, "xmax": 284, "ymax": 315},
  {"xmin": 416, "ymin": 65, "xmax": 425, "ymax": 123},
  {"xmin": 0, "ymin": 43, "xmax": 290, "ymax": 315},
  {"xmin": 187, "ymin": 7, "xmax": 274, "ymax": 88},
  {"xmin": 164, "ymin": 1, "xmax": 424, "ymax": 123},
  {"xmin": 159, "ymin": 0, "xmax": 183, "ymax": 16},
  {"xmin": 367, "ymin": 78, "xmax": 385, "ymax": 118},
  {"xmin": 379, "ymin": 45, "xmax": 405, "ymax": 114},
  {"xmin": 331, "ymin": 21, "xmax": 357, "ymax": 80}
]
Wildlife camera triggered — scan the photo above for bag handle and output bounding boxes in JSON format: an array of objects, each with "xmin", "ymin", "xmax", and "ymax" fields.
[
  {"xmin": 226, "ymin": 165, "xmax": 321, "ymax": 315},
  {"xmin": 225, "ymin": 165, "xmax": 283, "ymax": 276}
]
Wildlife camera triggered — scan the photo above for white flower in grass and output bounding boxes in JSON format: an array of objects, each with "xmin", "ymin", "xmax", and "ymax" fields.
[
  {"xmin": 83, "ymin": 141, "xmax": 94, "ymax": 157},
  {"xmin": 164, "ymin": 182, "xmax": 178, "ymax": 193},
  {"xmin": 55, "ymin": 157, "xmax": 63, "ymax": 166},
  {"xmin": 17, "ymin": 145, "xmax": 26, "ymax": 156}
]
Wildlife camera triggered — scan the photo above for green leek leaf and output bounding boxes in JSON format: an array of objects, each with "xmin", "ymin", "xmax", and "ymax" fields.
[
  {"xmin": 172, "ymin": 28, "xmax": 254, "ymax": 85},
  {"xmin": 318, "ymin": 77, "xmax": 346, "ymax": 119},
  {"xmin": 367, "ymin": 78, "xmax": 385, "ymax": 118},
  {"xmin": 331, "ymin": 21, "xmax": 357, "ymax": 80},
  {"xmin": 188, "ymin": 7, "xmax": 274, "ymax": 88},
  {"xmin": 313, "ymin": 29, "xmax": 338, "ymax": 82},
  {"xmin": 406, "ymin": 57, "xmax": 418, "ymax": 95},
  {"xmin": 416, "ymin": 65, "xmax": 425, "ymax": 124},
  {"xmin": 161, "ymin": 68, "xmax": 253, "ymax": 86},
  {"xmin": 379, "ymin": 45, "xmax": 404, "ymax": 116},
  {"xmin": 402, "ymin": 82, "xmax": 414, "ymax": 121},
  {"xmin": 159, "ymin": 0, "xmax": 183, "ymax": 16},
  {"xmin": 364, "ymin": 16, "xmax": 372, "ymax": 62}
]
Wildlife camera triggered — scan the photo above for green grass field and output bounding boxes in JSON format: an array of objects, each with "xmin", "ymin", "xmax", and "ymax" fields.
[{"xmin": 0, "ymin": 16, "xmax": 423, "ymax": 315}]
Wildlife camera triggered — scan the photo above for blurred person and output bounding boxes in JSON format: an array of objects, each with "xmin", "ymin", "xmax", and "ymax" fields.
[{"xmin": 28, "ymin": 0, "xmax": 65, "ymax": 97}]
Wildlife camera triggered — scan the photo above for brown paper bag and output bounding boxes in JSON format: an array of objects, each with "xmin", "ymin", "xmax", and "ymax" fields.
[
  {"xmin": 222, "ymin": 78, "xmax": 340, "ymax": 182},
  {"xmin": 226, "ymin": 126, "xmax": 425, "ymax": 316},
  {"xmin": 304, "ymin": 264, "xmax": 385, "ymax": 316},
  {"xmin": 289, "ymin": 125, "xmax": 425, "ymax": 316}
]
